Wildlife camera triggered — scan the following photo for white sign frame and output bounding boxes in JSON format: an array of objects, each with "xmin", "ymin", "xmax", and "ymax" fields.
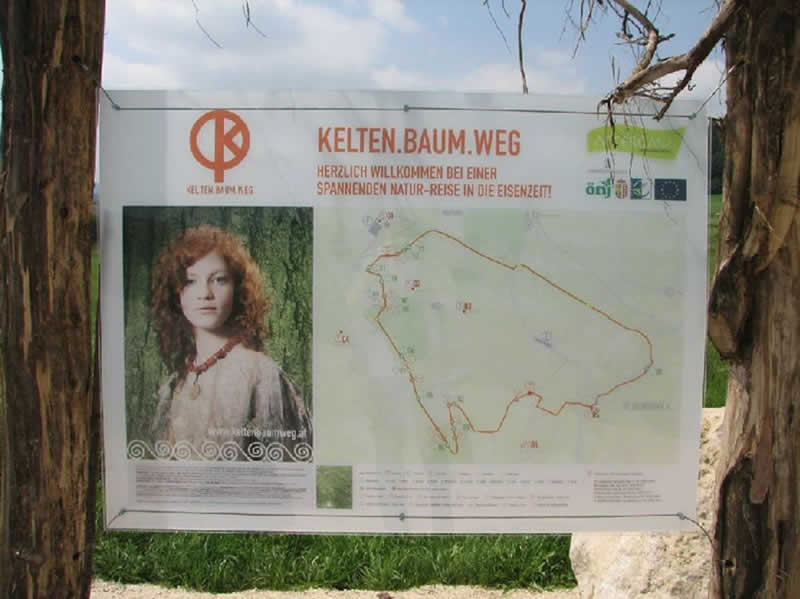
[{"xmin": 99, "ymin": 90, "xmax": 707, "ymax": 533}]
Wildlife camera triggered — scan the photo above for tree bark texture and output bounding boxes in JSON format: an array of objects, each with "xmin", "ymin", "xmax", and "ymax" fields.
[
  {"xmin": 0, "ymin": 1, "xmax": 105, "ymax": 598},
  {"xmin": 708, "ymin": 1, "xmax": 800, "ymax": 597}
]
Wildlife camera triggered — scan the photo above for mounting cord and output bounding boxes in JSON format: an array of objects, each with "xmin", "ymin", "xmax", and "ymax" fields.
[
  {"xmin": 690, "ymin": 62, "xmax": 739, "ymax": 119},
  {"xmin": 73, "ymin": 56, "xmax": 121, "ymax": 110}
]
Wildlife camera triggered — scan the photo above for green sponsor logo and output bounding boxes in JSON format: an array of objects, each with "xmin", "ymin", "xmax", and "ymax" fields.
[
  {"xmin": 587, "ymin": 125, "xmax": 685, "ymax": 160},
  {"xmin": 585, "ymin": 177, "xmax": 612, "ymax": 198}
]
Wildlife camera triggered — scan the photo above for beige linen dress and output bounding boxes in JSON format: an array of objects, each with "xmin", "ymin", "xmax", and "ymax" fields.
[{"xmin": 152, "ymin": 344, "xmax": 311, "ymax": 461}]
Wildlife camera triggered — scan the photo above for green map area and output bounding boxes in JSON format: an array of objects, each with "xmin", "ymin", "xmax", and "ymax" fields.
[{"xmin": 315, "ymin": 206, "xmax": 686, "ymax": 465}]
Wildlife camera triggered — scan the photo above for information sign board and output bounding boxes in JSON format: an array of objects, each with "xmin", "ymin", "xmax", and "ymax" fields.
[{"xmin": 100, "ymin": 91, "xmax": 707, "ymax": 532}]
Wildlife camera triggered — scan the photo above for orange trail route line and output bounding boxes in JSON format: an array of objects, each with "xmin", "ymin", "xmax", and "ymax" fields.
[{"xmin": 365, "ymin": 229, "xmax": 654, "ymax": 456}]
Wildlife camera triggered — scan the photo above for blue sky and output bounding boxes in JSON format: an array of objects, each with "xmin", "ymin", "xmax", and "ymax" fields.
[{"xmin": 103, "ymin": 0, "xmax": 726, "ymax": 114}]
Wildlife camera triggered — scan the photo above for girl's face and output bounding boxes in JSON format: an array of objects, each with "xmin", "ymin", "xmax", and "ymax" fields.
[{"xmin": 179, "ymin": 251, "xmax": 234, "ymax": 334}]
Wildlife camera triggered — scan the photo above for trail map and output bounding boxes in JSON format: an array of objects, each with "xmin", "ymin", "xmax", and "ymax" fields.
[{"xmin": 316, "ymin": 207, "xmax": 685, "ymax": 465}]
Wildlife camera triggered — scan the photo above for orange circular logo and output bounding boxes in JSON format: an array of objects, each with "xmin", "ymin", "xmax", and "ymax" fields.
[{"xmin": 189, "ymin": 110, "xmax": 250, "ymax": 183}]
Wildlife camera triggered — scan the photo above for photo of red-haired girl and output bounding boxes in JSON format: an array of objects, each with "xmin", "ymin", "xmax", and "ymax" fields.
[{"xmin": 123, "ymin": 207, "xmax": 312, "ymax": 463}]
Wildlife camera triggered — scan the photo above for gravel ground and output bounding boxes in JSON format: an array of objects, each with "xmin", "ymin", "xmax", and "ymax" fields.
[{"xmin": 91, "ymin": 581, "xmax": 581, "ymax": 599}]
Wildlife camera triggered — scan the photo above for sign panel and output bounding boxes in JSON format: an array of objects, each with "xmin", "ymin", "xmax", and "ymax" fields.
[{"xmin": 99, "ymin": 91, "xmax": 707, "ymax": 533}]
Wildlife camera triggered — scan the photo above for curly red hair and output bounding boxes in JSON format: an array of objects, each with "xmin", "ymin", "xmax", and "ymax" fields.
[{"xmin": 150, "ymin": 225, "xmax": 270, "ymax": 378}]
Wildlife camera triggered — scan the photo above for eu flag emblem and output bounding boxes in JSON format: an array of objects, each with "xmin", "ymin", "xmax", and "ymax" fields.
[{"xmin": 654, "ymin": 178, "xmax": 687, "ymax": 202}]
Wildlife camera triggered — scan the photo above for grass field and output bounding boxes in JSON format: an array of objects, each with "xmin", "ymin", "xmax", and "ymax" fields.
[
  {"xmin": 92, "ymin": 195, "xmax": 728, "ymax": 592},
  {"xmin": 704, "ymin": 194, "xmax": 729, "ymax": 408},
  {"xmin": 94, "ymin": 518, "xmax": 574, "ymax": 592}
]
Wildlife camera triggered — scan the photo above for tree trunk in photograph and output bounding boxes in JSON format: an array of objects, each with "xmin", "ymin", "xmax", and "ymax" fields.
[
  {"xmin": 0, "ymin": 2, "xmax": 105, "ymax": 598},
  {"xmin": 708, "ymin": 2, "xmax": 800, "ymax": 597}
]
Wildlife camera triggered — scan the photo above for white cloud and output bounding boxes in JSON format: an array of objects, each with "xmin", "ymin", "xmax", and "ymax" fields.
[
  {"xmin": 369, "ymin": 60, "xmax": 587, "ymax": 96},
  {"xmin": 458, "ymin": 62, "xmax": 587, "ymax": 95},
  {"xmin": 121, "ymin": 0, "xmax": 195, "ymax": 21},
  {"xmin": 458, "ymin": 63, "xmax": 526, "ymax": 93},
  {"xmin": 368, "ymin": 0, "xmax": 419, "ymax": 33},
  {"xmin": 264, "ymin": 0, "xmax": 388, "ymax": 73},
  {"xmin": 102, "ymin": 0, "xmax": 397, "ymax": 89},
  {"xmin": 535, "ymin": 49, "xmax": 573, "ymax": 68},
  {"xmin": 102, "ymin": 52, "xmax": 182, "ymax": 89},
  {"xmin": 102, "ymin": 0, "xmax": 589, "ymax": 98},
  {"xmin": 372, "ymin": 65, "xmax": 430, "ymax": 90}
]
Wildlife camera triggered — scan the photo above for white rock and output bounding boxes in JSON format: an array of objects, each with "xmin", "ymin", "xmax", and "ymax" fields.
[{"xmin": 569, "ymin": 408, "xmax": 724, "ymax": 599}]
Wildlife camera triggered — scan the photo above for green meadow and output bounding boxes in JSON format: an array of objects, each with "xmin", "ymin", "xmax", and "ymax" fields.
[
  {"xmin": 92, "ymin": 195, "xmax": 727, "ymax": 592},
  {"xmin": 704, "ymin": 194, "xmax": 729, "ymax": 408}
]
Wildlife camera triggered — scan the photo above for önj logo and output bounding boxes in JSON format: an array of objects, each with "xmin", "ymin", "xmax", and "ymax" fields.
[
  {"xmin": 585, "ymin": 177, "xmax": 612, "ymax": 198},
  {"xmin": 190, "ymin": 110, "xmax": 250, "ymax": 183}
]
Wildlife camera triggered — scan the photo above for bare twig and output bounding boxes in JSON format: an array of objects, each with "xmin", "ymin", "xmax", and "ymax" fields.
[
  {"xmin": 617, "ymin": 31, "xmax": 674, "ymax": 46},
  {"xmin": 190, "ymin": 0, "xmax": 267, "ymax": 47},
  {"xmin": 191, "ymin": 0, "xmax": 223, "ymax": 48},
  {"xmin": 242, "ymin": 0, "xmax": 268, "ymax": 38},
  {"xmin": 483, "ymin": 0, "xmax": 513, "ymax": 54},
  {"xmin": 692, "ymin": 61, "xmax": 739, "ymax": 117},
  {"xmin": 601, "ymin": 0, "xmax": 740, "ymax": 118},
  {"xmin": 500, "ymin": 0, "xmax": 511, "ymax": 18},
  {"xmin": 518, "ymin": 0, "xmax": 529, "ymax": 93},
  {"xmin": 614, "ymin": 0, "xmax": 662, "ymax": 77},
  {"xmin": 575, "ymin": 0, "xmax": 598, "ymax": 40}
]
